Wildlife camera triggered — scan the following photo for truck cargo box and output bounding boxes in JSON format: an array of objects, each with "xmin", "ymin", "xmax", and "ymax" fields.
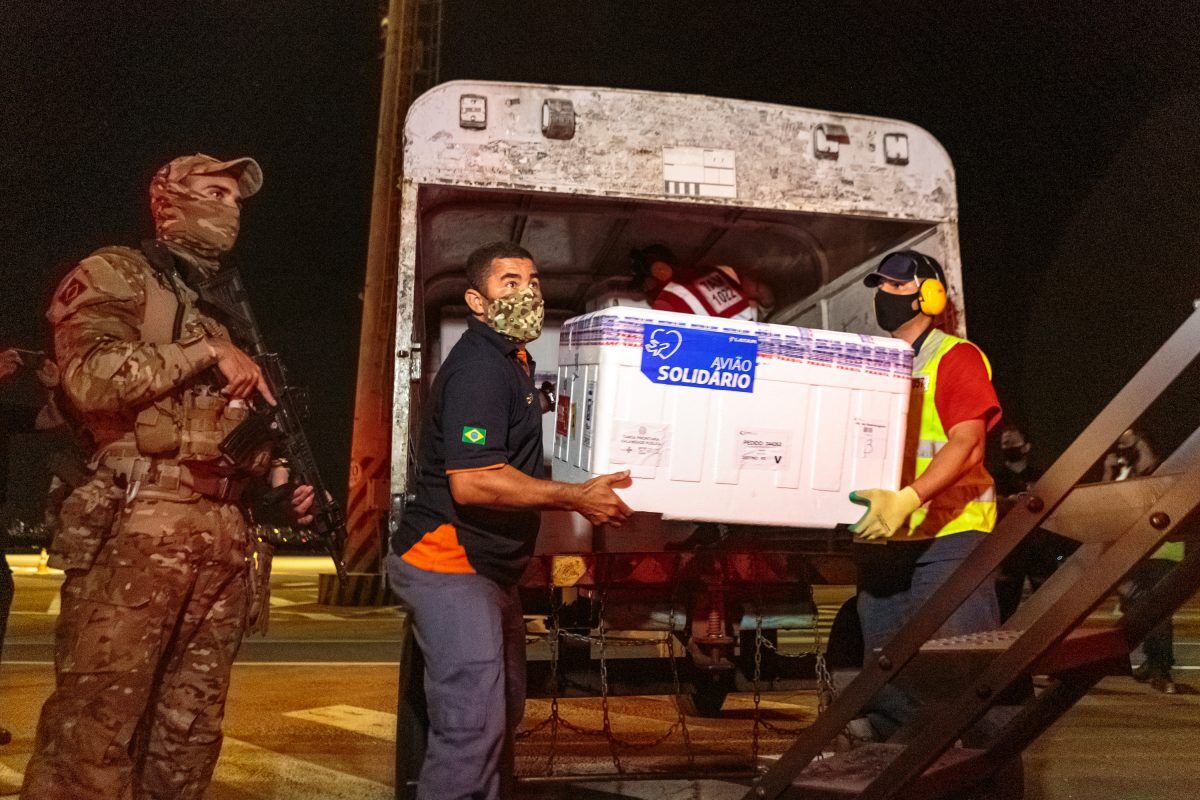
[{"xmin": 553, "ymin": 307, "xmax": 912, "ymax": 527}]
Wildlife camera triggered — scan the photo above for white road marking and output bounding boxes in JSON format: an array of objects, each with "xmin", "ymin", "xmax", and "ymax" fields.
[
  {"xmin": 212, "ymin": 736, "xmax": 392, "ymax": 800},
  {"xmin": 285, "ymin": 705, "xmax": 397, "ymax": 742},
  {"xmin": 45, "ymin": 593, "xmax": 60, "ymax": 615},
  {"xmin": 269, "ymin": 595, "xmax": 299, "ymax": 606}
]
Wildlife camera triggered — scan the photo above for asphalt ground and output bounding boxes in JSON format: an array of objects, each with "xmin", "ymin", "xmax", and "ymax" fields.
[{"xmin": 2, "ymin": 555, "xmax": 1199, "ymax": 799}]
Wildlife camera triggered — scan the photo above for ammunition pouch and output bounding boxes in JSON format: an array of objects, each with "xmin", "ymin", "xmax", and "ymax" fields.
[
  {"xmin": 134, "ymin": 398, "xmax": 182, "ymax": 454},
  {"xmin": 178, "ymin": 391, "xmax": 250, "ymax": 461},
  {"xmin": 133, "ymin": 389, "xmax": 256, "ymax": 465}
]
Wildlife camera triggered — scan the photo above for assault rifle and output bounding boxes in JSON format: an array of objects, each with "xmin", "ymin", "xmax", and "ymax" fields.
[{"xmin": 192, "ymin": 266, "xmax": 348, "ymax": 583}]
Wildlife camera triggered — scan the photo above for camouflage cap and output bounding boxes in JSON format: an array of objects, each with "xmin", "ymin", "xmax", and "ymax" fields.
[{"xmin": 158, "ymin": 153, "xmax": 263, "ymax": 198}]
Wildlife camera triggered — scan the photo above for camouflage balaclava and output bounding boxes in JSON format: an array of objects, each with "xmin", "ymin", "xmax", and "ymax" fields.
[
  {"xmin": 150, "ymin": 153, "xmax": 263, "ymax": 272},
  {"xmin": 484, "ymin": 286, "xmax": 545, "ymax": 342}
]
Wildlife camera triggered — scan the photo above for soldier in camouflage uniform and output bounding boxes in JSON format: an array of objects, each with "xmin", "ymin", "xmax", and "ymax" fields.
[{"xmin": 22, "ymin": 154, "xmax": 315, "ymax": 800}]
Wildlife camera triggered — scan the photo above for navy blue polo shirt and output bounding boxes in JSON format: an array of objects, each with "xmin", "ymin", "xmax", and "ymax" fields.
[{"xmin": 392, "ymin": 316, "xmax": 545, "ymax": 586}]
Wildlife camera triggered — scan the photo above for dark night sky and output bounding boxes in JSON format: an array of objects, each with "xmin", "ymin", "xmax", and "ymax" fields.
[{"xmin": 2, "ymin": 1, "xmax": 1198, "ymax": 500}]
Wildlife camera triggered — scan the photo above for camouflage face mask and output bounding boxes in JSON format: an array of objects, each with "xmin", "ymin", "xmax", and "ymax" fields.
[
  {"xmin": 484, "ymin": 286, "xmax": 544, "ymax": 342},
  {"xmin": 151, "ymin": 173, "xmax": 241, "ymax": 267}
]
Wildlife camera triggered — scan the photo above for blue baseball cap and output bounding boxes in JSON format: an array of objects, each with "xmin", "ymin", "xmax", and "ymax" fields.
[{"xmin": 863, "ymin": 251, "xmax": 944, "ymax": 288}]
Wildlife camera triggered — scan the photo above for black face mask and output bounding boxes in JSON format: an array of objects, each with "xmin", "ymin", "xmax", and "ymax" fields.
[
  {"xmin": 874, "ymin": 290, "xmax": 919, "ymax": 332},
  {"xmin": 1002, "ymin": 447, "xmax": 1025, "ymax": 463}
]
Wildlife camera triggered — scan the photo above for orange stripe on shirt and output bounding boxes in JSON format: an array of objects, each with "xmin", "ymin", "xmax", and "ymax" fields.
[
  {"xmin": 401, "ymin": 523, "xmax": 476, "ymax": 574},
  {"xmin": 445, "ymin": 462, "xmax": 506, "ymax": 475}
]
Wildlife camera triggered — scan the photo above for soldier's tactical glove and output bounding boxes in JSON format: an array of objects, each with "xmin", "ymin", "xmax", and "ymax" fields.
[
  {"xmin": 252, "ymin": 482, "xmax": 298, "ymax": 527},
  {"xmin": 848, "ymin": 486, "xmax": 922, "ymax": 540}
]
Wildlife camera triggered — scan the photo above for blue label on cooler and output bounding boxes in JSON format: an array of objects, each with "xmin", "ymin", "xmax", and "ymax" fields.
[{"xmin": 640, "ymin": 324, "xmax": 758, "ymax": 393}]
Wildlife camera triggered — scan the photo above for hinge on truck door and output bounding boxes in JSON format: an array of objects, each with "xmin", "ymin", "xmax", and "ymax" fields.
[
  {"xmin": 397, "ymin": 343, "xmax": 422, "ymax": 382},
  {"xmin": 409, "ymin": 343, "xmax": 422, "ymax": 382}
]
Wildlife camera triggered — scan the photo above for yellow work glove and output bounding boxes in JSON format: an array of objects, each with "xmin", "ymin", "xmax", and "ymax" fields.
[{"xmin": 848, "ymin": 486, "xmax": 922, "ymax": 540}]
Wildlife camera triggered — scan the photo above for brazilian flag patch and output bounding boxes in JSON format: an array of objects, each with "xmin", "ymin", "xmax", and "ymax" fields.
[{"xmin": 462, "ymin": 426, "xmax": 487, "ymax": 445}]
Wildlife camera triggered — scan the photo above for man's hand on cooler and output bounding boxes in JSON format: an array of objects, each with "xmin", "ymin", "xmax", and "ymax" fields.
[
  {"xmin": 573, "ymin": 470, "xmax": 634, "ymax": 527},
  {"xmin": 537, "ymin": 381, "xmax": 556, "ymax": 414},
  {"xmin": 848, "ymin": 486, "xmax": 922, "ymax": 540},
  {"xmin": 209, "ymin": 338, "xmax": 276, "ymax": 405}
]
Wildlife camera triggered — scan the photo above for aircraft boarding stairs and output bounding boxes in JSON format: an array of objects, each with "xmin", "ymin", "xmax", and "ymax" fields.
[{"xmin": 747, "ymin": 304, "xmax": 1200, "ymax": 800}]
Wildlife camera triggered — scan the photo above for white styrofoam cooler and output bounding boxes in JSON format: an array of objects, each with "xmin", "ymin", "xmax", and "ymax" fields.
[{"xmin": 552, "ymin": 308, "xmax": 913, "ymax": 527}]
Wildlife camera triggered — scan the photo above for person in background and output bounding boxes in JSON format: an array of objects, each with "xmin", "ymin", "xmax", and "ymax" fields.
[
  {"xmin": 1106, "ymin": 428, "xmax": 1182, "ymax": 693},
  {"xmin": 631, "ymin": 245, "xmax": 774, "ymax": 321},
  {"xmin": 0, "ymin": 348, "xmax": 96, "ymax": 758},
  {"xmin": 993, "ymin": 425, "xmax": 1077, "ymax": 622},
  {"xmin": 1103, "ymin": 427, "xmax": 1159, "ymax": 482},
  {"xmin": 0, "ymin": 347, "xmax": 36, "ymax": 750},
  {"xmin": 993, "ymin": 425, "xmax": 1038, "ymax": 498}
]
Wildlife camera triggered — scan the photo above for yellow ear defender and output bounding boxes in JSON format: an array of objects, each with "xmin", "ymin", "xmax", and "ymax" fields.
[
  {"xmin": 917, "ymin": 274, "xmax": 947, "ymax": 316},
  {"xmin": 909, "ymin": 251, "xmax": 948, "ymax": 317}
]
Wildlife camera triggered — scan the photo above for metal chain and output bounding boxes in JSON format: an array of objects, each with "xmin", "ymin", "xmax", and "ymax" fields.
[
  {"xmin": 596, "ymin": 594, "xmax": 624, "ymax": 773},
  {"xmin": 814, "ymin": 640, "xmax": 836, "ymax": 714},
  {"xmin": 516, "ymin": 627, "xmax": 696, "ymax": 747},
  {"xmin": 545, "ymin": 588, "xmax": 561, "ymax": 773},
  {"xmin": 755, "ymin": 635, "xmax": 816, "ymax": 658},
  {"xmin": 516, "ymin": 591, "xmax": 696, "ymax": 773},
  {"xmin": 666, "ymin": 605, "xmax": 695, "ymax": 768},
  {"xmin": 515, "ymin": 559, "xmax": 834, "ymax": 776},
  {"xmin": 750, "ymin": 587, "xmax": 825, "ymax": 741},
  {"xmin": 751, "ymin": 610, "xmax": 764, "ymax": 768},
  {"xmin": 748, "ymin": 606, "xmax": 836, "ymax": 711},
  {"xmin": 749, "ymin": 552, "xmax": 764, "ymax": 770}
]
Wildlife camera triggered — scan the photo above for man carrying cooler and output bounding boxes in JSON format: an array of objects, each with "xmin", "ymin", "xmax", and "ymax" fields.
[
  {"xmin": 848, "ymin": 250, "xmax": 1002, "ymax": 739},
  {"xmin": 388, "ymin": 240, "xmax": 633, "ymax": 800}
]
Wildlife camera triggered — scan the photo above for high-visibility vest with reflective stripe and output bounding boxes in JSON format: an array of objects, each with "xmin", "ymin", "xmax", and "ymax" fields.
[
  {"xmin": 904, "ymin": 328, "xmax": 998, "ymax": 539},
  {"xmin": 1153, "ymin": 540, "xmax": 1184, "ymax": 562}
]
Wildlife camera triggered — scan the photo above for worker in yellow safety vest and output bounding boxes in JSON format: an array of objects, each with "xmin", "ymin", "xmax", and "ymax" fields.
[{"xmin": 847, "ymin": 250, "xmax": 1003, "ymax": 740}]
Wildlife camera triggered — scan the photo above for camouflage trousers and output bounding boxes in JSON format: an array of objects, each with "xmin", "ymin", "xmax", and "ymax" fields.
[{"xmin": 23, "ymin": 493, "xmax": 251, "ymax": 800}]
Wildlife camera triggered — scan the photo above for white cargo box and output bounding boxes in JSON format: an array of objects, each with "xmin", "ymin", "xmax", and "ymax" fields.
[{"xmin": 552, "ymin": 308, "xmax": 913, "ymax": 527}]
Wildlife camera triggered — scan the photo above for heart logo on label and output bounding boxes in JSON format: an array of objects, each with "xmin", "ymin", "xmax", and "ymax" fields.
[{"xmin": 645, "ymin": 328, "xmax": 683, "ymax": 360}]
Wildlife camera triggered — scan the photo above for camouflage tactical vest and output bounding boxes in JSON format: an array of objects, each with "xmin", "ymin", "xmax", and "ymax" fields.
[{"xmin": 49, "ymin": 245, "xmax": 250, "ymax": 464}]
